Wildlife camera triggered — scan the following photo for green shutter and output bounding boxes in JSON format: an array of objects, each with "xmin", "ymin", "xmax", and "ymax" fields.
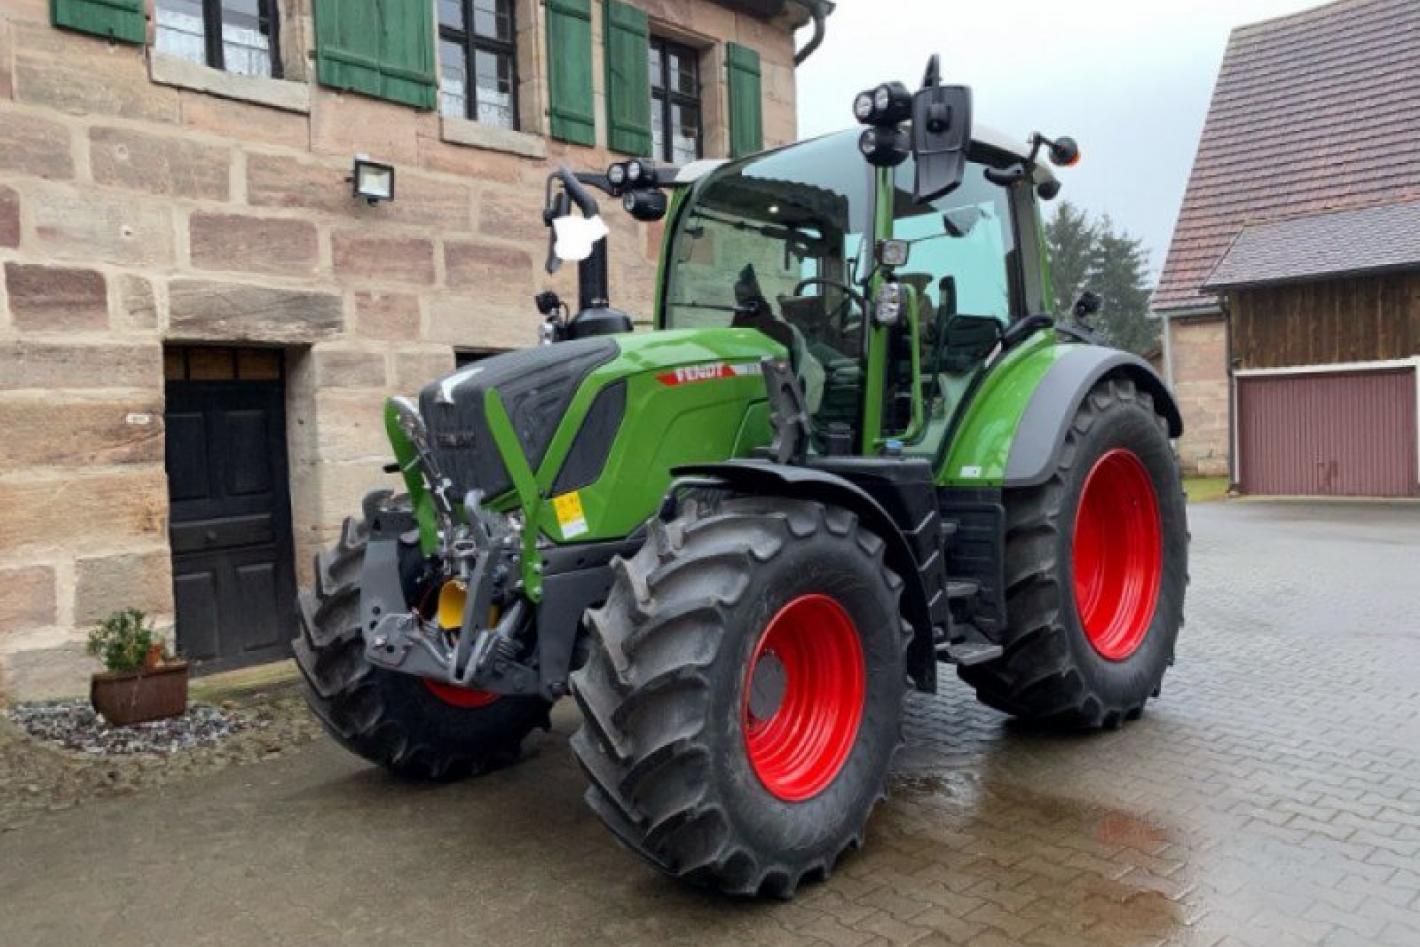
[
  {"xmin": 51, "ymin": 0, "xmax": 145, "ymax": 45},
  {"xmin": 726, "ymin": 42, "xmax": 763, "ymax": 159},
  {"xmin": 603, "ymin": 0, "xmax": 651, "ymax": 156},
  {"xmin": 547, "ymin": 0, "xmax": 595, "ymax": 146},
  {"xmin": 314, "ymin": 0, "xmax": 437, "ymax": 110}
]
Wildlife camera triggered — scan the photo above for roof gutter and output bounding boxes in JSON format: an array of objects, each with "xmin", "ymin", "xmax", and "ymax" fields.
[{"xmin": 791, "ymin": 0, "xmax": 831, "ymax": 65}]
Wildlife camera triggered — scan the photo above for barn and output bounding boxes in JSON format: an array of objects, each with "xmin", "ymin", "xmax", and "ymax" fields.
[{"xmin": 1153, "ymin": 0, "xmax": 1420, "ymax": 497}]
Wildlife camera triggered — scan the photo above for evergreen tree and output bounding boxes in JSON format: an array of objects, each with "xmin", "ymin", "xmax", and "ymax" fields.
[{"xmin": 1044, "ymin": 203, "xmax": 1158, "ymax": 355}]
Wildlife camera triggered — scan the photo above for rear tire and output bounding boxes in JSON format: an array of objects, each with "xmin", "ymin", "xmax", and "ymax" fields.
[
  {"xmin": 957, "ymin": 376, "xmax": 1188, "ymax": 728},
  {"xmin": 293, "ymin": 491, "xmax": 550, "ymax": 780},
  {"xmin": 570, "ymin": 497, "xmax": 909, "ymax": 898}
]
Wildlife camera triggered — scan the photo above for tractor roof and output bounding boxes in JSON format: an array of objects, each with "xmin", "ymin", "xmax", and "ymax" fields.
[{"xmin": 673, "ymin": 125, "xmax": 1057, "ymax": 188}]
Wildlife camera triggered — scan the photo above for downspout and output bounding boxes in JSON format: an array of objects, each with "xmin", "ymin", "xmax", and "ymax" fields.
[
  {"xmin": 1160, "ymin": 311, "xmax": 1175, "ymax": 391},
  {"xmin": 1221, "ymin": 295, "xmax": 1239, "ymax": 491},
  {"xmin": 792, "ymin": 0, "xmax": 829, "ymax": 65}
]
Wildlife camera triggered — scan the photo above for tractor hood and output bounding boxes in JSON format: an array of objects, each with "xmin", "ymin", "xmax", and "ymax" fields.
[{"xmin": 417, "ymin": 329, "xmax": 783, "ymax": 510}]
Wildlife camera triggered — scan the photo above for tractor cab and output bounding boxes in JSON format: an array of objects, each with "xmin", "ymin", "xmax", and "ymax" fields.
[{"xmin": 658, "ymin": 125, "xmax": 1055, "ymax": 459}]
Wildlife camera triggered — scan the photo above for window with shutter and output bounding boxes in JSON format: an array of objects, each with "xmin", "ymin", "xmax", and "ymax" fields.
[
  {"xmin": 726, "ymin": 42, "xmax": 763, "ymax": 159},
  {"xmin": 51, "ymin": 0, "xmax": 146, "ymax": 44},
  {"xmin": 603, "ymin": 0, "xmax": 650, "ymax": 156},
  {"xmin": 649, "ymin": 36, "xmax": 702, "ymax": 164},
  {"xmin": 314, "ymin": 0, "xmax": 438, "ymax": 110},
  {"xmin": 546, "ymin": 0, "xmax": 595, "ymax": 146}
]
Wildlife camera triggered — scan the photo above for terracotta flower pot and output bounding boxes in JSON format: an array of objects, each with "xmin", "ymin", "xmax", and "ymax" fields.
[{"xmin": 90, "ymin": 661, "xmax": 190, "ymax": 726}]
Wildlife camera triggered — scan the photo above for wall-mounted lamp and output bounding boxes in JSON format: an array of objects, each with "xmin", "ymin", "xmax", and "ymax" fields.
[{"xmin": 350, "ymin": 155, "xmax": 395, "ymax": 204}]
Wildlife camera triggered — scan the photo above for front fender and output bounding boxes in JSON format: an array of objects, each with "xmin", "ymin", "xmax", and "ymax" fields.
[{"xmin": 670, "ymin": 460, "xmax": 937, "ymax": 693}]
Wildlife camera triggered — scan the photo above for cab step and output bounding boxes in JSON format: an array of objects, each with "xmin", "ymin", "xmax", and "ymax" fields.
[{"xmin": 941, "ymin": 640, "xmax": 1004, "ymax": 666}]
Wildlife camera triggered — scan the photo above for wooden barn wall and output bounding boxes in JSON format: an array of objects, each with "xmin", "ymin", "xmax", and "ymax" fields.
[{"xmin": 1229, "ymin": 272, "xmax": 1420, "ymax": 369}]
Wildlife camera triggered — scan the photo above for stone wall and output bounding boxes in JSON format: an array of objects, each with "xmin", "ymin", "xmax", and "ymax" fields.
[
  {"xmin": 0, "ymin": 0, "xmax": 801, "ymax": 699},
  {"xmin": 1168, "ymin": 313, "xmax": 1231, "ymax": 477}
]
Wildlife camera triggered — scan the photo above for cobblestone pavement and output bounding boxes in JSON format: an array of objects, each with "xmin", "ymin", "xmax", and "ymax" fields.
[{"xmin": 1, "ymin": 500, "xmax": 1418, "ymax": 947}]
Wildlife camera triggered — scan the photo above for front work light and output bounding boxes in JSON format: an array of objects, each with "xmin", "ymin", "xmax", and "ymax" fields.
[
  {"xmin": 876, "ymin": 239, "xmax": 911, "ymax": 268},
  {"xmin": 622, "ymin": 188, "xmax": 668, "ymax": 222},
  {"xmin": 352, "ymin": 155, "xmax": 395, "ymax": 204},
  {"xmin": 874, "ymin": 280, "xmax": 904, "ymax": 327}
]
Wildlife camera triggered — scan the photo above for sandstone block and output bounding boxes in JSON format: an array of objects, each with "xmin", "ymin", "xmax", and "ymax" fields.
[
  {"xmin": 311, "ymin": 347, "xmax": 388, "ymax": 389},
  {"xmin": 309, "ymin": 87, "xmax": 422, "ymax": 165},
  {"xmin": 13, "ymin": 26, "xmax": 178, "ymax": 123},
  {"xmin": 4, "ymin": 262, "xmax": 108, "ymax": 331},
  {"xmin": 0, "ymin": 467, "xmax": 168, "ymax": 557},
  {"xmin": 392, "ymin": 348, "xmax": 455, "ymax": 390},
  {"xmin": 354, "ymin": 291, "xmax": 421, "ymax": 341},
  {"xmin": 168, "ymin": 279, "xmax": 342, "ymax": 343},
  {"xmin": 117, "ymin": 274, "xmax": 158, "ymax": 329},
  {"xmin": 0, "ymin": 643, "xmax": 96, "ymax": 702},
  {"xmin": 428, "ymin": 294, "xmax": 536, "ymax": 350},
  {"xmin": 311, "ymin": 390, "xmax": 397, "ymax": 462},
  {"xmin": 30, "ymin": 186, "xmax": 174, "ymax": 266},
  {"xmin": 0, "ymin": 109, "xmax": 74, "ymax": 179},
  {"xmin": 331, "ymin": 232, "xmax": 435, "ymax": 285},
  {"xmin": 74, "ymin": 549, "xmax": 174, "ymax": 625},
  {"xmin": 189, "ymin": 212, "xmax": 320, "ymax": 277},
  {"xmin": 444, "ymin": 241, "xmax": 534, "ymax": 301},
  {"xmin": 476, "ymin": 184, "xmax": 548, "ymax": 245},
  {"xmin": 0, "ymin": 393, "xmax": 164, "ymax": 470},
  {"xmin": 0, "ymin": 340, "xmax": 162, "ymax": 390},
  {"xmin": 179, "ymin": 90, "xmax": 309, "ymax": 150},
  {"xmin": 0, "ymin": 186, "xmax": 17, "ymax": 248},
  {"xmin": 0, "ymin": 566, "xmax": 56, "ymax": 636},
  {"xmin": 89, "ymin": 126, "xmax": 231, "ymax": 201}
]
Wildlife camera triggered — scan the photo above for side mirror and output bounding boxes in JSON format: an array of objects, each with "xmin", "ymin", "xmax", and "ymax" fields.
[
  {"xmin": 1073, "ymin": 290, "xmax": 1101, "ymax": 322},
  {"xmin": 911, "ymin": 56, "xmax": 972, "ymax": 204}
]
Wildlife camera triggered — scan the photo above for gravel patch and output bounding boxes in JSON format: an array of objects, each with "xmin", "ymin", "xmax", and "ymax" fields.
[
  {"xmin": 7, "ymin": 701, "xmax": 252, "ymax": 756},
  {"xmin": 0, "ymin": 688, "xmax": 324, "ymax": 832}
]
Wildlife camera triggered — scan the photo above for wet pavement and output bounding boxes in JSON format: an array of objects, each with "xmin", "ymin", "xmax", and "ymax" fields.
[{"xmin": 2, "ymin": 499, "xmax": 1418, "ymax": 947}]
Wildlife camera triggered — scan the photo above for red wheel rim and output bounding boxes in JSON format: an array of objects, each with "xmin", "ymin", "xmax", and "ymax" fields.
[
  {"xmin": 423, "ymin": 679, "xmax": 500, "ymax": 709},
  {"xmin": 742, "ymin": 594, "xmax": 865, "ymax": 802},
  {"xmin": 1072, "ymin": 448, "xmax": 1163, "ymax": 661}
]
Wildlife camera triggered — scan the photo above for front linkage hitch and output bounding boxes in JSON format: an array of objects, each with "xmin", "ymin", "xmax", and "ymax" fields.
[{"xmin": 361, "ymin": 490, "xmax": 540, "ymax": 697}]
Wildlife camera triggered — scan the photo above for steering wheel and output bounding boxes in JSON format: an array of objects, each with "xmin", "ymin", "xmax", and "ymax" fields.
[{"xmin": 791, "ymin": 278, "xmax": 867, "ymax": 334}]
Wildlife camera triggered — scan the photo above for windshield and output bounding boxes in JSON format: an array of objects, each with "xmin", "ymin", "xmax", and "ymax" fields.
[{"xmin": 663, "ymin": 129, "xmax": 1021, "ymax": 446}]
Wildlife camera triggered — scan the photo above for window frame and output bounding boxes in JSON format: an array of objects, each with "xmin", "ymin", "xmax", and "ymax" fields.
[
  {"xmin": 649, "ymin": 35, "xmax": 703, "ymax": 164},
  {"xmin": 158, "ymin": 0, "xmax": 283, "ymax": 78},
  {"xmin": 439, "ymin": 0, "xmax": 521, "ymax": 130}
]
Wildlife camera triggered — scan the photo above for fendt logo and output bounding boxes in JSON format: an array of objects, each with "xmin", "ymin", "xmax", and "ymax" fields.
[{"xmin": 656, "ymin": 362, "xmax": 761, "ymax": 387}]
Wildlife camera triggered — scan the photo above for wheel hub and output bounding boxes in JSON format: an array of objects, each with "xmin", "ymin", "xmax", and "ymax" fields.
[
  {"xmin": 1072, "ymin": 448, "xmax": 1163, "ymax": 661},
  {"xmin": 742, "ymin": 594, "xmax": 865, "ymax": 802}
]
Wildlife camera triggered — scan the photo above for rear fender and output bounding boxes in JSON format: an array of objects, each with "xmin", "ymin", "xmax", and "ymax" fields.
[
  {"xmin": 941, "ymin": 339, "xmax": 1183, "ymax": 489},
  {"xmin": 671, "ymin": 460, "xmax": 937, "ymax": 692}
]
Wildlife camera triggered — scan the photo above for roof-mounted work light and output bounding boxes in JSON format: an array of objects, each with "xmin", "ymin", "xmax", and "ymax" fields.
[{"xmin": 853, "ymin": 81, "xmax": 912, "ymax": 127}]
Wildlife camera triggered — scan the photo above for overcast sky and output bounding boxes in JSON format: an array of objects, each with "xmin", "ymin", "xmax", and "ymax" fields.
[{"xmin": 795, "ymin": 0, "xmax": 1326, "ymax": 278}]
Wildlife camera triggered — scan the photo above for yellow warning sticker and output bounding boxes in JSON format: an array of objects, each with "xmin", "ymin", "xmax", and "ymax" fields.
[{"xmin": 552, "ymin": 490, "xmax": 589, "ymax": 539}]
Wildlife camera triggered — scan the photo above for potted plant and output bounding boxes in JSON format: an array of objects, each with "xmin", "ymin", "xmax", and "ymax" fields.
[{"xmin": 87, "ymin": 608, "xmax": 189, "ymax": 726}]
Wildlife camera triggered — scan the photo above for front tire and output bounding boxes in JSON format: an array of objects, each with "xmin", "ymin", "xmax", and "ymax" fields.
[
  {"xmin": 293, "ymin": 492, "xmax": 551, "ymax": 780},
  {"xmin": 958, "ymin": 375, "xmax": 1188, "ymax": 728},
  {"xmin": 570, "ymin": 497, "xmax": 909, "ymax": 898}
]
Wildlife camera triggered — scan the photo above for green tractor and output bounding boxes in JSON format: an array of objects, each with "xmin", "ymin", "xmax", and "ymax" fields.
[{"xmin": 295, "ymin": 58, "xmax": 1187, "ymax": 898}]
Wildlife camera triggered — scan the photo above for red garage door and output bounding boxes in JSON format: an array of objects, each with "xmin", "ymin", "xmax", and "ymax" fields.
[{"xmin": 1238, "ymin": 367, "xmax": 1419, "ymax": 497}]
